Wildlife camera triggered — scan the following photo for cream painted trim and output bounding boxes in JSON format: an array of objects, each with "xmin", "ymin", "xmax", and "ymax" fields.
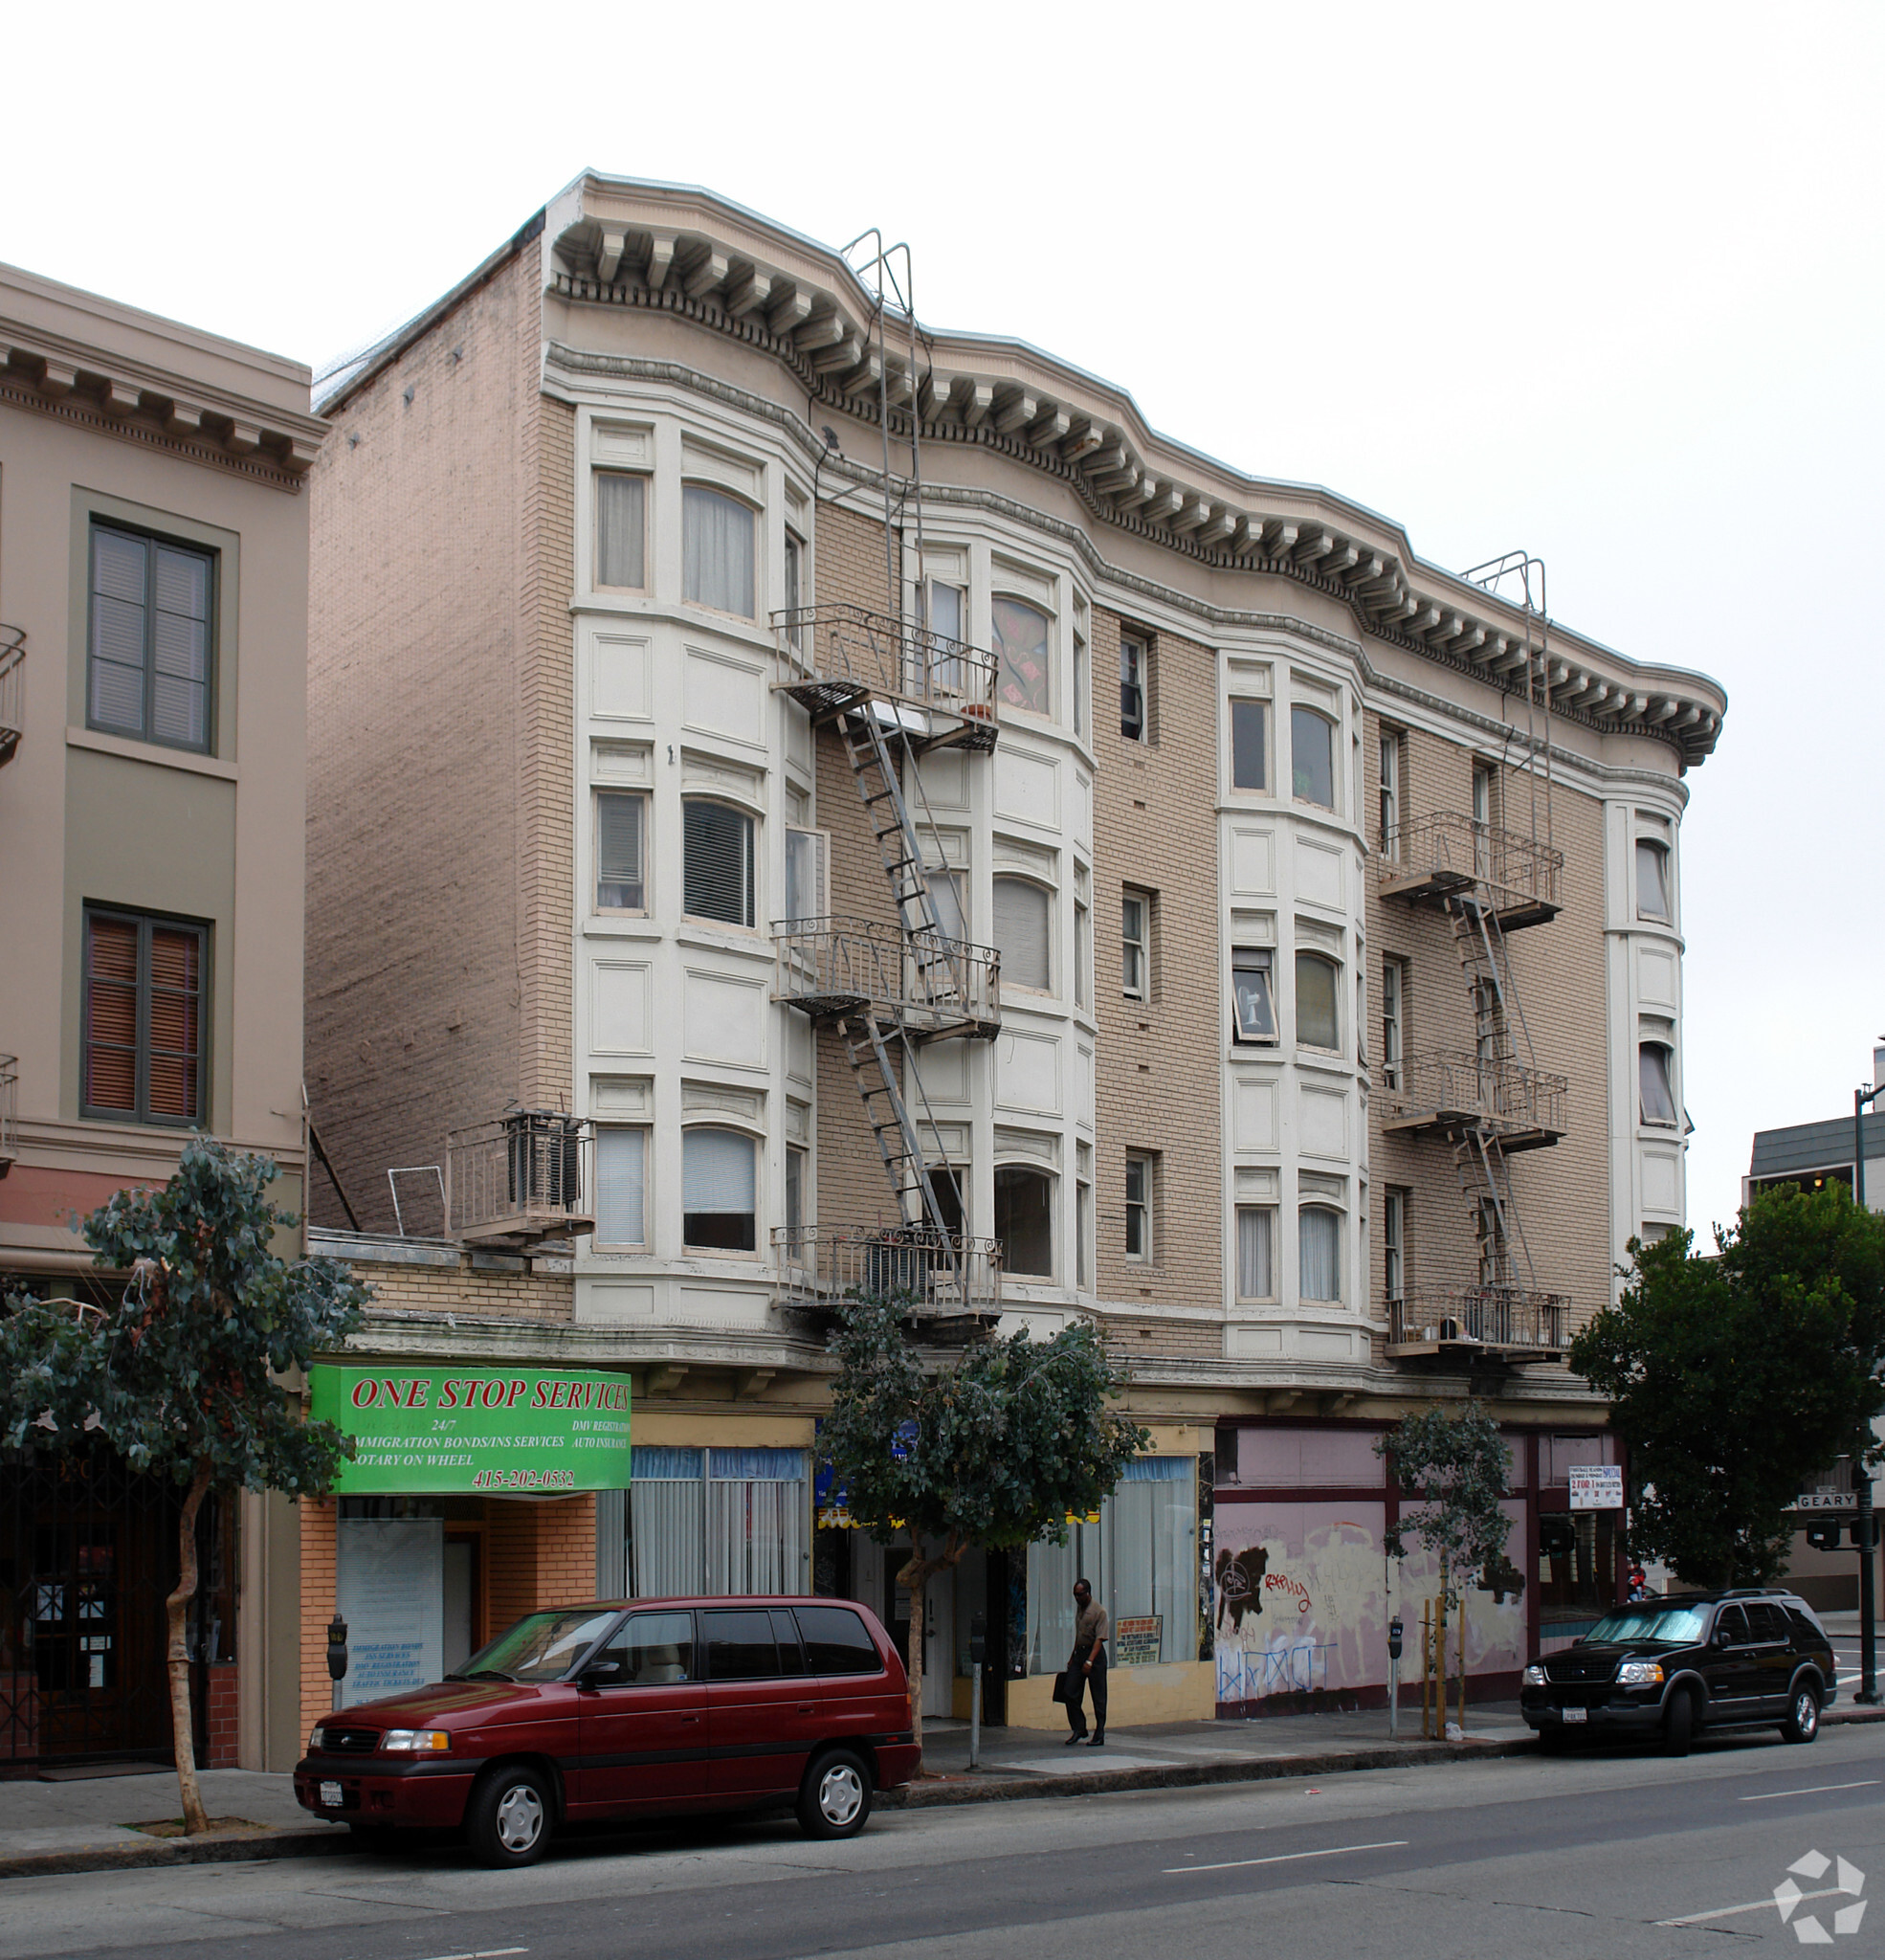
[
  {"xmin": 629, "ymin": 1409, "xmax": 816, "ymax": 1447},
  {"xmin": 66, "ymin": 724, "xmax": 240, "ymax": 781}
]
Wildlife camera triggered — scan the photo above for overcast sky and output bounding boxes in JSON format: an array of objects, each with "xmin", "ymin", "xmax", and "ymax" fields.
[{"xmin": 11, "ymin": 1, "xmax": 1880, "ymax": 1238}]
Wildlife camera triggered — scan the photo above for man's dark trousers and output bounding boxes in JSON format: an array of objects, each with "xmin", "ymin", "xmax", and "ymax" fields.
[{"xmin": 1065, "ymin": 1646, "xmax": 1108, "ymax": 1738}]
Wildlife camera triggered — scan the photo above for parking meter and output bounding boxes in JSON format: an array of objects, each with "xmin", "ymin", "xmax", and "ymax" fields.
[
  {"xmin": 326, "ymin": 1615, "xmax": 349, "ymax": 1682},
  {"xmin": 968, "ymin": 1615, "xmax": 987, "ymax": 1666},
  {"xmin": 1386, "ymin": 1615, "xmax": 1403, "ymax": 1741},
  {"xmin": 1387, "ymin": 1615, "xmax": 1403, "ymax": 1660}
]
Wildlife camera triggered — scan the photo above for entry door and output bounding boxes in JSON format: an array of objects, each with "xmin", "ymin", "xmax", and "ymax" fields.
[
  {"xmin": 574, "ymin": 1610, "xmax": 707, "ymax": 1813},
  {"xmin": 922, "ymin": 1565, "xmax": 955, "ymax": 1719}
]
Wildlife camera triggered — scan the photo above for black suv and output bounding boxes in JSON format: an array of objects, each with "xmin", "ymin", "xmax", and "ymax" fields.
[{"xmin": 1520, "ymin": 1590, "xmax": 1836, "ymax": 1755}]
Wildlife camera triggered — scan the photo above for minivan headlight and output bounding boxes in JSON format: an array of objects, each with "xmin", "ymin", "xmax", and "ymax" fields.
[
  {"xmin": 1615, "ymin": 1660, "xmax": 1665, "ymax": 1686},
  {"xmin": 1522, "ymin": 1663, "xmax": 1546, "ymax": 1686},
  {"xmin": 381, "ymin": 1729, "xmax": 451, "ymax": 1752}
]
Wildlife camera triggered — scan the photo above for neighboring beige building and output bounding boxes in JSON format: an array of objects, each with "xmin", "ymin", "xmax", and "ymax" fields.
[
  {"xmin": 0, "ymin": 265, "xmax": 325, "ymax": 1771},
  {"xmin": 304, "ymin": 175, "xmax": 1726, "ymax": 1728}
]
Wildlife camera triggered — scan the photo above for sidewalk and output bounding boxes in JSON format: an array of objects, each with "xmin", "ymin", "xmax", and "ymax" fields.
[{"xmin": 4, "ymin": 1700, "xmax": 1881, "ymax": 1881}]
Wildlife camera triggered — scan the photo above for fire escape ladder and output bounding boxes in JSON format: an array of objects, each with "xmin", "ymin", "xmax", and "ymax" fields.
[
  {"xmin": 836, "ymin": 702, "xmax": 948, "ymax": 943},
  {"xmin": 836, "ymin": 1010, "xmax": 953, "ymax": 1237}
]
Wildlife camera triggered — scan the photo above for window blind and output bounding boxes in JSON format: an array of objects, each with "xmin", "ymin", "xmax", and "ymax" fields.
[
  {"xmin": 595, "ymin": 1127, "xmax": 647, "ymax": 1245},
  {"xmin": 145, "ymin": 925, "xmax": 202, "ymax": 1122},
  {"xmin": 683, "ymin": 799, "xmax": 754, "ymax": 925},
  {"xmin": 682, "ymin": 484, "xmax": 756, "ymax": 618},
  {"xmin": 89, "ymin": 526, "xmax": 212, "ymax": 750},
  {"xmin": 992, "ymin": 877, "xmax": 1050, "ymax": 991},
  {"xmin": 150, "ymin": 546, "xmax": 210, "ymax": 749},
  {"xmin": 1299, "ymin": 1207, "xmax": 1341, "ymax": 1302},
  {"xmin": 83, "ymin": 915, "xmax": 141, "ymax": 1114},
  {"xmin": 596, "ymin": 791, "xmax": 645, "ymax": 909},
  {"xmin": 595, "ymin": 473, "xmax": 646, "ymax": 588},
  {"xmin": 1236, "ymin": 1207, "xmax": 1275, "ymax": 1299},
  {"xmin": 683, "ymin": 1127, "xmax": 756, "ymax": 1251},
  {"xmin": 89, "ymin": 528, "xmax": 149, "ymax": 735}
]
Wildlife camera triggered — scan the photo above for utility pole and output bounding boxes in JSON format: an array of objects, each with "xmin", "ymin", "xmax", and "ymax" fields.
[{"xmin": 1854, "ymin": 1081, "xmax": 1879, "ymax": 1704}]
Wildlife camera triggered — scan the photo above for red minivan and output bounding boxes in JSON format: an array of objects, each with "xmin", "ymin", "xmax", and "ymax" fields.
[{"xmin": 293, "ymin": 1596, "xmax": 918, "ymax": 1867}]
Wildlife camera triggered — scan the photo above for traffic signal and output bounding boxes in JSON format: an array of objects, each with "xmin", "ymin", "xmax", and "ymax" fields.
[
  {"xmin": 1807, "ymin": 1522, "xmax": 1843, "ymax": 1552},
  {"xmin": 1854, "ymin": 1519, "xmax": 1881, "ymax": 1550}
]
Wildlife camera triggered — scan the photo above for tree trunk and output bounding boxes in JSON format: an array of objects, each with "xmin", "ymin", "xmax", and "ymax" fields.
[
  {"xmin": 166, "ymin": 1460, "xmax": 214, "ymax": 1837},
  {"xmin": 898, "ymin": 1533, "xmax": 968, "ymax": 1771}
]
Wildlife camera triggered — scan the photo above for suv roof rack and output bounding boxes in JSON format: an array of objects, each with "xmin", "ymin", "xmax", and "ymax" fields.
[{"xmin": 1722, "ymin": 1586, "xmax": 1786, "ymax": 1598}]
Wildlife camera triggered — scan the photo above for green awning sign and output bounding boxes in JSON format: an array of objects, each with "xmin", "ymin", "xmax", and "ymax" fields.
[{"xmin": 309, "ymin": 1366, "xmax": 632, "ymax": 1495}]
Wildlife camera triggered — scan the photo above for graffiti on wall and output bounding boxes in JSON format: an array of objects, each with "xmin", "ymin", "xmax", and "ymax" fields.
[{"xmin": 1212, "ymin": 1498, "xmax": 1526, "ymax": 1708}]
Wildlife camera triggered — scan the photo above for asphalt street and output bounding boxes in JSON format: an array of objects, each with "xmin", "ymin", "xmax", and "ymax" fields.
[{"xmin": 9, "ymin": 1725, "xmax": 1885, "ymax": 1960}]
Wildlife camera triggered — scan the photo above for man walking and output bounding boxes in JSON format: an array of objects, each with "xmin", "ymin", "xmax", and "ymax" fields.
[{"xmin": 1064, "ymin": 1577, "xmax": 1110, "ymax": 1747}]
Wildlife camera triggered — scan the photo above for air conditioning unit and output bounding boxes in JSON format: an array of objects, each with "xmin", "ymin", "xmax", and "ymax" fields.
[{"xmin": 505, "ymin": 1110, "xmax": 584, "ymax": 1211}]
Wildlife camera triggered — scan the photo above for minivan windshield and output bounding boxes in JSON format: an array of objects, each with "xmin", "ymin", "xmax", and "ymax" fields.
[
  {"xmin": 1583, "ymin": 1606, "xmax": 1706, "ymax": 1647},
  {"xmin": 451, "ymin": 1610, "xmax": 618, "ymax": 1682}
]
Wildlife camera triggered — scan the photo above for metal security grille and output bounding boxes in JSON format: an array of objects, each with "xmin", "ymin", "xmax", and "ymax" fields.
[{"xmin": 0, "ymin": 1447, "xmax": 197, "ymax": 1768}]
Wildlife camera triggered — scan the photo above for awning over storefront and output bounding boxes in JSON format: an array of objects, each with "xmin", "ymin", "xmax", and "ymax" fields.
[{"xmin": 308, "ymin": 1366, "xmax": 632, "ymax": 1495}]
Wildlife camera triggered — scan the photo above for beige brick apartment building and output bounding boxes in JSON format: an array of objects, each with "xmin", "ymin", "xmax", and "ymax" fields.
[
  {"xmin": 0, "ymin": 263, "xmax": 326, "ymax": 1771},
  {"xmin": 303, "ymin": 175, "xmax": 1725, "ymax": 1727}
]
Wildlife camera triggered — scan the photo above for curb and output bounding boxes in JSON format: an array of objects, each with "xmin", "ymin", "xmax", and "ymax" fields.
[
  {"xmin": 0, "ymin": 1825, "xmax": 354, "ymax": 1883},
  {"xmin": 881, "ymin": 1735, "xmax": 1532, "ymax": 1809}
]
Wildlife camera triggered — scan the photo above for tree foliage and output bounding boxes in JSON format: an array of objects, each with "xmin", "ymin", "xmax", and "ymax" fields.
[
  {"xmin": 0, "ymin": 1139, "xmax": 369, "ymax": 1832},
  {"xmin": 1376, "ymin": 1401, "xmax": 1514, "ymax": 1606},
  {"xmin": 1570, "ymin": 1183, "xmax": 1885, "ymax": 1589},
  {"xmin": 820, "ymin": 1293, "xmax": 1146, "ymax": 1753}
]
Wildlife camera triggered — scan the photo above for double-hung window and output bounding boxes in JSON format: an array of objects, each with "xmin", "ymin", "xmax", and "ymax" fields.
[
  {"xmin": 1290, "ymin": 705, "xmax": 1335, "ymax": 810},
  {"xmin": 1637, "ymin": 839, "xmax": 1671, "ymax": 922},
  {"xmin": 1381, "ymin": 958, "xmax": 1406, "ymax": 1090},
  {"xmin": 88, "ymin": 523, "xmax": 214, "ymax": 751},
  {"xmin": 1124, "ymin": 1152, "xmax": 1154, "ymax": 1261},
  {"xmin": 1120, "ymin": 635, "xmax": 1147, "ymax": 741},
  {"xmin": 1231, "ymin": 947, "xmax": 1276, "ymax": 1043},
  {"xmin": 82, "ymin": 906, "xmax": 208, "ymax": 1125},
  {"xmin": 1235, "ymin": 1206, "xmax": 1275, "ymax": 1301},
  {"xmin": 594, "ymin": 473, "xmax": 647, "ymax": 589},
  {"xmin": 1231, "ymin": 699, "xmax": 1268, "ymax": 791},
  {"xmin": 991, "ymin": 597, "xmax": 1051, "ymax": 716},
  {"xmin": 1120, "ymin": 889, "xmax": 1150, "ymax": 999},
  {"xmin": 683, "ymin": 798, "xmax": 755, "ymax": 926},
  {"xmin": 1378, "ymin": 731, "xmax": 1402, "ymax": 856},
  {"xmin": 1298, "ymin": 1206, "xmax": 1342, "ymax": 1303},
  {"xmin": 595, "ymin": 1127, "xmax": 649, "ymax": 1247},
  {"xmin": 1639, "ymin": 1043, "xmax": 1677, "ymax": 1126},
  {"xmin": 682, "ymin": 484, "xmax": 757, "ymax": 618},
  {"xmin": 1383, "ymin": 1190, "xmax": 1409, "ymax": 1307},
  {"xmin": 992, "ymin": 877, "xmax": 1051, "ymax": 991},
  {"xmin": 596, "ymin": 791, "xmax": 647, "ymax": 911},
  {"xmin": 1295, "ymin": 951, "xmax": 1341, "ymax": 1052},
  {"xmin": 994, "ymin": 1165, "xmax": 1054, "ymax": 1277},
  {"xmin": 682, "ymin": 1127, "xmax": 757, "ymax": 1252}
]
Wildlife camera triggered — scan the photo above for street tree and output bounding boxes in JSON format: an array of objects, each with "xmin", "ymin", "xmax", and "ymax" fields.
[
  {"xmin": 1570, "ymin": 1182, "xmax": 1885, "ymax": 1588},
  {"xmin": 0, "ymin": 1140, "xmax": 368, "ymax": 1834},
  {"xmin": 820, "ymin": 1291, "xmax": 1147, "ymax": 1755},
  {"xmin": 1376, "ymin": 1401, "xmax": 1514, "ymax": 1728}
]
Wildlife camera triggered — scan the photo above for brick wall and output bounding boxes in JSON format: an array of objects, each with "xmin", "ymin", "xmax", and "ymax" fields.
[
  {"xmin": 203, "ymin": 1661, "xmax": 240, "ymax": 1769},
  {"xmin": 299, "ymin": 1497, "xmax": 337, "ymax": 1745},
  {"xmin": 350, "ymin": 1253, "xmax": 576, "ymax": 1324},
  {"xmin": 1364, "ymin": 716, "xmax": 1612, "ymax": 1338},
  {"xmin": 1090, "ymin": 611, "xmax": 1224, "ymax": 1320},
  {"xmin": 306, "ymin": 243, "xmax": 565, "ymax": 1232}
]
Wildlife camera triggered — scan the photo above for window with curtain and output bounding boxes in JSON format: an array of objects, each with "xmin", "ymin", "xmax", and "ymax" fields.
[
  {"xmin": 992, "ymin": 877, "xmax": 1051, "ymax": 991},
  {"xmin": 595, "ymin": 472, "xmax": 647, "ymax": 589},
  {"xmin": 88, "ymin": 523, "xmax": 214, "ymax": 752},
  {"xmin": 1296, "ymin": 951, "xmax": 1340, "ymax": 1051},
  {"xmin": 991, "ymin": 596, "xmax": 1051, "ymax": 715},
  {"xmin": 1299, "ymin": 1206, "xmax": 1342, "ymax": 1303},
  {"xmin": 1027, "ymin": 1457, "xmax": 1194, "ymax": 1670},
  {"xmin": 633, "ymin": 1447, "xmax": 807, "ymax": 1598},
  {"xmin": 1290, "ymin": 704, "xmax": 1335, "ymax": 809},
  {"xmin": 682, "ymin": 798, "xmax": 755, "ymax": 925},
  {"xmin": 1231, "ymin": 948, "xmax": 1276, "ymax": 1043},
  {"xmin": 1231, "ymin": 699, "xmax": 1267, "ymax": 791},
  {"xmin": 82, "ymin": 907, "xmax": 208, "ymax": 1125},
  {"xmin": 595, "ymin": 1127, "xmax": 648, "ymax": 1247},
  {"xmin": 1636, "ymin": 839, "xmax": 1671, "ymax": 921},
  {"xmin": 1639, "ymin": 1043, "xmax": 1677, "ymax": 1125},
  {"xmin": 682, "ymin": 1126, "xmax": 757, "ymax": 1251},
  {"xmin": 1235, "ymin": 1206, "xmax": 1275, "ymax": 1300},
  {"xmin": 595, "ymin": 791, "xmax": 646, "ymax": 910},
  {"xmin": 994, "ymin": 1165, "xmax": 1054, "ymax": 1277},
  {"xmin": 682, "ymin": 483, "xmax": 757, "ymax": 618}
]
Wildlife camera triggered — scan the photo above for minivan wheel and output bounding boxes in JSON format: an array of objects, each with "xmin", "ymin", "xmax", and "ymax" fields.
[
  {"xmin": 1662, "ymin": 1690, "xmax": 1695, "ymax": 1758},
  {"xmin": 466, "ymin": 1765, "xmax": 553, "ymax": 1868},
  {"xmin": 1782, "ymin": 1683, "xmax": 1822, "ymax": 1745},
  {"xmin": 797, "ymin": 1748, "xmax": 873, "ymax": 1840}
]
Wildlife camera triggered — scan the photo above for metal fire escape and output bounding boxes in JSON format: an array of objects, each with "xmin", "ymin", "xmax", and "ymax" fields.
[
  {"xmin": 1380, "ymin": 553, "xmax": 1570, "ymax": 1363},
  {"xmin": 769, "ymin": 234, "xmax": 1004, "ymax": 1325}
]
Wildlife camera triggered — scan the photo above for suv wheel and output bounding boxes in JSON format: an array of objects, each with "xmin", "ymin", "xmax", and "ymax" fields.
[
  {"xmin": 797, "ymin": 1748, "xmax": 873, "ymax": 1840},
  {"xmin": 1781, "ymin": 1682, "xmax": 1822, "ymax": 1745},
  {"xmin": 1661, "ymin": 1689, "xmax": 1695, "ymax": 1757},
  {"xmin": 466, "ymin": 1765, "xmax": 554, "ymax": 1869}
]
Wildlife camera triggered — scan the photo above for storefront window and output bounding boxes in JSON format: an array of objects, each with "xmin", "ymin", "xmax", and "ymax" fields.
[
  {"xmin": 1025, "ymin": 1457, "xmax": 1195, "ymax": 1670},
  {"xmin": 628, "ymin": 1446, "xmax": 809, "ymax": 1598}
]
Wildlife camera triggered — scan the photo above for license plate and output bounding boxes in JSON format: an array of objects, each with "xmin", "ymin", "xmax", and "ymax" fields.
[
  {"xmin": 320, "ymin": 1780, "xmax": 344, "ymax": 1807},
  {"xmin": 1563, "ymin": 1707, "xmax": 1587, "ymax": 1725}
]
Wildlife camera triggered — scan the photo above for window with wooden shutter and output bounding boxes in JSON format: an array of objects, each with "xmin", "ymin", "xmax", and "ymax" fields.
[
  {"xmin": 82, "ymin": 906, "xmax": 207, "ymax": 1125},
  {"xmin": 683, "ymin": 798, "xmax": 756, "ymax": 926},
  {"xmin": 596, "ymin": 791, "xmax": 647, "ymax": 910},
  {"xmin": 992, "ymin": 877, "xmax": 1051, "ymax": 991},
  {"xmin": 88, "ymin": 523, "xmax": 214, "ymax": 752}
]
